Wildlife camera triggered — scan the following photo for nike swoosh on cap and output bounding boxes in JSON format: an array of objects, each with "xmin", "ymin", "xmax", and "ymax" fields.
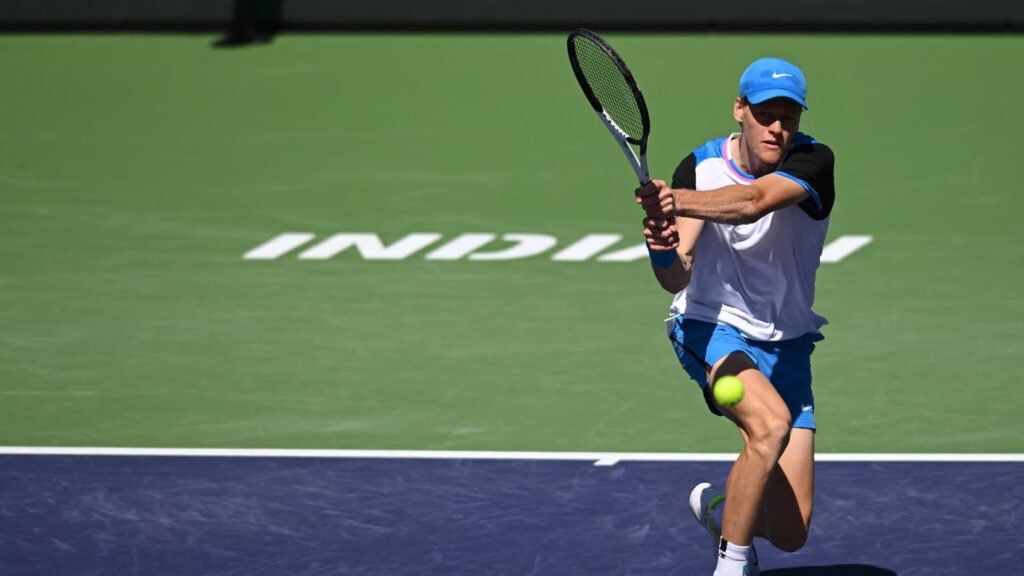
[{"xmin": 772, "ymin": 73, "xmax": 793, "ymax": 78}]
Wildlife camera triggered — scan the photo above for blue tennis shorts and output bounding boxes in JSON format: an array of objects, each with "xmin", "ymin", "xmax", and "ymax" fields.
[{"xmin": 667, "ymin": 315, "xmax": 822, "ymax": 430}]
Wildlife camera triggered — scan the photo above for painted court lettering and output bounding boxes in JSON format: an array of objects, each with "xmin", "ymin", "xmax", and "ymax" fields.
[{"xmin": 244, "ymin": 233, "xmax": 873, "ymax": 263}]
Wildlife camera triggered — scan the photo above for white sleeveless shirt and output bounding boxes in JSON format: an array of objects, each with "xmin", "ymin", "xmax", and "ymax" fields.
[{"xmin": 669, "ymin": 132, "xmax": 836, "ymax": 342}]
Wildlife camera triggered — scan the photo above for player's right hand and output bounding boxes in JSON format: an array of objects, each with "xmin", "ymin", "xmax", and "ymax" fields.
[{"xmin": 635, "ymin": 180, "xmax": 674, "ymax": 218}]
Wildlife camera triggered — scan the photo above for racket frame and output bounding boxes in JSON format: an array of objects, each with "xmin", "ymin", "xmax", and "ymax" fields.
[{"xmin": 567, "ymin": 28, "xmax": 652, "ymax": 184}]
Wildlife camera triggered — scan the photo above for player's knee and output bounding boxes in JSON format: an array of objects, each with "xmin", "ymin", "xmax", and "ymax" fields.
[{"xmin": 746, "ymin": 413, "xmax": 792, "ymax": 460}]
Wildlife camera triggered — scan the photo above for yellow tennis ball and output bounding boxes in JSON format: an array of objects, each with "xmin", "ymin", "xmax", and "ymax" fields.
[{"xmin": 713, "ymin": 375, "xmax": 745, "ymax": 407}]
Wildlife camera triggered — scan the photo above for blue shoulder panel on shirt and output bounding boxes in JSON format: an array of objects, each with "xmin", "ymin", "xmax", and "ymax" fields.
[{"xmin": 693, "ymin": 137, "xmax": 727, "ymax": 165}]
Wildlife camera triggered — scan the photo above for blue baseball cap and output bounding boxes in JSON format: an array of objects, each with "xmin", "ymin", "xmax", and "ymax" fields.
[{"xmin": 739, "ymin": 57, "xmax": 808, "ymax": 110}]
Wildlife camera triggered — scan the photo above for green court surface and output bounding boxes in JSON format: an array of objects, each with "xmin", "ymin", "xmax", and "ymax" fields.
[{"xmin": 0, "ymin": 34, "xmax": 1021, "ymax": 454}]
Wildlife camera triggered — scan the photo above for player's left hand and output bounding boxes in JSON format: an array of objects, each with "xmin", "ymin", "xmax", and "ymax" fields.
[
  {"xmin": 635, "ymin": 180, "xmax": 675, "ymax": 218},
  {"xmin": 643, "ymin": 216, "xmax": 679, "ymax": 249}
]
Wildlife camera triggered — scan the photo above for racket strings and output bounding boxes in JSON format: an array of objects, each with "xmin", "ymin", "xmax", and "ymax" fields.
[{"xmin": 571, "ymin": 36, "xmax": 645, "ymax": 140}]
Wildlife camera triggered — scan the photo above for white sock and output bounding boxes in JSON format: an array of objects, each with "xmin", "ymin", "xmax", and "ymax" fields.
[{"xmin": 713, "ymin": 540, "xmax": 751, "ymax": 576}]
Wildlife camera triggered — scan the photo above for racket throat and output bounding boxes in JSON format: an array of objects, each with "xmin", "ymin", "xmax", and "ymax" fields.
[{"xmin": 599, "ymin": 110, "xmax": 649, "ymax": 184}]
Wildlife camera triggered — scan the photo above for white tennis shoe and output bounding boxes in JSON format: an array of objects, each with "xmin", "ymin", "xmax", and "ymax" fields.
[{"xmin": 689, "ymin": 482, "xmax": 760, "ymax": 576}]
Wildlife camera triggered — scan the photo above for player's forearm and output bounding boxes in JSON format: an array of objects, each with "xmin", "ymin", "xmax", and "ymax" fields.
[
  {"xmin": 671, "ymin": 185, "xmax": 766, "ymax": 224},
  {"xmin": 650, "ymin": 251, "xmax": 691, "ymax": 294}
]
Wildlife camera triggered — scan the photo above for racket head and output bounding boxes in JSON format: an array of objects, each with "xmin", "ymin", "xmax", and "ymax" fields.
[{"xmin": 567, "ymin": 28, "xmax": 651, "ymax": 149}]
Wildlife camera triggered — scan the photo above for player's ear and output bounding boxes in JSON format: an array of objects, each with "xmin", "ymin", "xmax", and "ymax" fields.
[{"xmin": 733, "ymin": 97, "xmax": 746, "ymax": 124}]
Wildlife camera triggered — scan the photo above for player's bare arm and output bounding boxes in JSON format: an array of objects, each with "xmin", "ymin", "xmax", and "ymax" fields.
[
  {"xmin": 671, "ymin": 214, "xmax": 702, "ymax": 282},
  {"xmin": 638, "ymin": 176, "xmax": 810, "ymax": 225},
  {"xmin": 640, "ymin": 214, "xmax": 702, "ymax": 293}
]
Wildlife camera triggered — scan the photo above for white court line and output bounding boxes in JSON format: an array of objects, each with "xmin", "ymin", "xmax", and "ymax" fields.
[
  {"xmin": 0, "ymin": 447, "xmax": 1021, "ymax": 465},
  {"xmin": 820, "ymin": 235, "xmax": 873, "ymax": 263}
]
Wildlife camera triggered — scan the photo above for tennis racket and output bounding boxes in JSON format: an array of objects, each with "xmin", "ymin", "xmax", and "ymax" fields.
[{"xmin": 567, "ymin": 28, "xmax": 651, "ymax": 185}]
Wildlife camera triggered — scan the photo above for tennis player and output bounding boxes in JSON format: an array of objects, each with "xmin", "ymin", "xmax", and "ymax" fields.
[{"xmin": 637, "ymin": 57, "xmax": 835, "ymax": 576}]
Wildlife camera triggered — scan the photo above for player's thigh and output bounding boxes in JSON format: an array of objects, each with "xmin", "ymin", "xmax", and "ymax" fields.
[{"xmin": 711, "ymin": 353, "xmax": 792, "ymax": 436}]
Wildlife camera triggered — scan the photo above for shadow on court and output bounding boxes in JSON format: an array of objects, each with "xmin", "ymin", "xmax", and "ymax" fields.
[{"xmin": 763, "ymin": 566, "xmax": 896, "ymax": 576}]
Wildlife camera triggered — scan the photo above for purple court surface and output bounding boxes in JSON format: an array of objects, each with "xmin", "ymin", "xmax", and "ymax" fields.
[{"xmin": 0, "ymin": 454, "xmax": 1020, "ymax": 575}]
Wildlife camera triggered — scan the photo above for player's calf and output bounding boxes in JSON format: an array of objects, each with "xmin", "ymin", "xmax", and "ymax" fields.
[
  {"xmin": 755, "ymin": 429, "xmax": 816, "ymax": 554},
  {"xmin": 767, "ymin": 524, "xmax": 809, "ymax": 553}
]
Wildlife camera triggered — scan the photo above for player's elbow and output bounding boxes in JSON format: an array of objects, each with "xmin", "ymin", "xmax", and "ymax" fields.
[
  {"xmin": 659, "ymin": 276, "xmax": 688, "ymax": 294},
  {"xmin": 731, "ymin": 205, "xmax": 759, "ymax": 224},
  {"xmin": 653, "ymin": 262, "xmax": 689, "ymax": 293},
  {"xmin": 735, "ymin": 194, "xmax": 771, "ymax": 224}
]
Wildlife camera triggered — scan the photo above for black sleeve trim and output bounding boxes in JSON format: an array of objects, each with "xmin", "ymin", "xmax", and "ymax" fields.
[
  {"xmin": 778, "ymin": 143, "xmax": 835, "ymax": 220},
  {"xmin": 672, "ymin": 153, "xmax": 697, "ymax": 190}
]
